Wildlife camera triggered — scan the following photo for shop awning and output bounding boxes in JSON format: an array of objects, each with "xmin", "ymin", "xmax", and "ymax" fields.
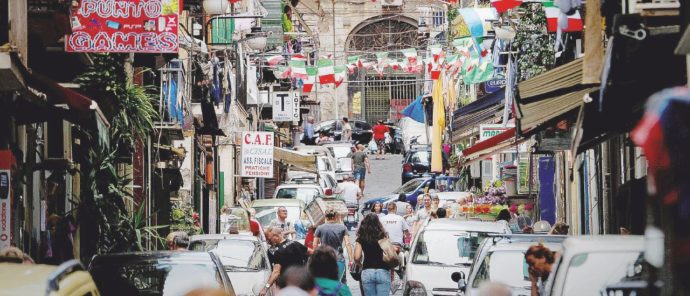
[
  {"xmin": 454, "ymin": 88, "xmax": 505, "ymax": 118},
  {"xmin": 451, "ymin": 89, "xmax": 505, "ymax": 144},
  {"xmin": 460, "ymin": 127, "xmax": 527, "ymax": 165},
  {"xmin": 273, "ymin": 147, "xmax": 317, "ymax": 172},
  {"xmin": 516, "ymin": 58, "xmax": 598, "ymax": 136}
]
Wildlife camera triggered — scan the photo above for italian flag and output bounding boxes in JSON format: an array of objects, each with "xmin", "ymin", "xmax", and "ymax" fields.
[
  {"xmin": 291, "ymin": 53, "xmax": 307, "ymax": 61},
  {"xmin": 317, "ymin": 59, "xmax": 336, "ymax": 84},
  {"xmin": 543, "ymin": 1, "xmax": 583, "ymax": 32},
  {"xmin": 376, "ymin": 52, "xmax": 389, "ymax": 68},
  {"xmin": 491, "ymin": 0, "xmax": 522, "ymax": 13},
  {"xmin": 334, "ymin": 65, "xmax": 347, "ymax": 87},
  {"xmin": 289, "ymin": 60, "xmax": 307, "ymax": 79},
  {"xmin": 401, "ymin": 48, "xmax": 417, "ymax": 64},
  {"xmin": 274, "ymin": 66, "xmax": 291, "ymax": 79},
  {"xmin": 347, "ymin": 64, "xmax": 357, "ymax": 74},
  {"xmin": 302, "ymin": 67, "xmax": 317, "ymax": 92},
  {"xmin": 266, "ymin": 54, "xmax": 284, "ymax": 66},
  {"xmin": 430, "ymin": 44, "xmax": 443, "ymax": 63}
]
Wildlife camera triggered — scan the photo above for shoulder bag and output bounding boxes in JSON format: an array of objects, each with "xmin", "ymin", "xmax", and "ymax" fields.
[{"xmin": 378, "ymin": 238, "xmax": 400, "ymax": 268}]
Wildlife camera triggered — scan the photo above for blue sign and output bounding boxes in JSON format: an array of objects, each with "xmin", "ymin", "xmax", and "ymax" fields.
[{"xmin": 484, "ymin": 78, "xmax": 506, "ymax": 93}]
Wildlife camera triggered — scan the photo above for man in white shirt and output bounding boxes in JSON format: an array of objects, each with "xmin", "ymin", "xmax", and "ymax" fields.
[
  {"xmin": 335, "ymin": 176, "xmax": 362, "ymax": 206},
  {"xmin": 380, "ymin": 203, "xmax": 410, "ymax": 246}
]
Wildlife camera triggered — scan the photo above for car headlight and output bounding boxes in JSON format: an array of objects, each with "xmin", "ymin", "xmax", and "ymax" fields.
[{"xmin": 405, "ymin": 280, "xmax": 427, "ymax": 296}]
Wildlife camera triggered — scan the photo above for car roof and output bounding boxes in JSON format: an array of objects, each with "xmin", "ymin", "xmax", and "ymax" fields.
[
  {"xmin": 276, "ymin": 183, "xmax": 321, "ymax": 189},
  {"xmin": 562, "ymin": 235, "xmax": 645, "ymax": 253},
  {"xmin": 484, "ymin": 235, "xmax": 567, "ymax": 252},
  {"xmin": 0, "ymin": 263, "xmax": 56, "ymax": 294},
  {"xmin": 251, "ymin": 198, "xmax": 306, "ymax": 208},
  {"xmin": 91, "ymin": 251, "xmax": 215, "ymax": 264},
  {"xmin": 423, "ymin": 219, "xmax": 511, "ymax": 233},
  {"xmin": 190, "ymin": 234, "xmax": 258, "ymax": 242}
]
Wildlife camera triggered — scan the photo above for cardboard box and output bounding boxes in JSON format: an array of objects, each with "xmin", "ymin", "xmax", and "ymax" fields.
[{"xmin": 306, "ymin": 197, "xmax": 349, "ymax": 225}]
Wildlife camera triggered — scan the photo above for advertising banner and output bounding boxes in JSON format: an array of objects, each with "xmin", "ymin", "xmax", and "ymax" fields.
[
  {"xmin": 479, "ymin": 124, "xmax": 514, "ymax": 142},
  {"xmin": 0, "ymin": 170, "xmax": 10, "ymax": 249},
  {"xmin": 273, "ymin": 91, "xmax": 300, "ymax": 122},
  {"xmin": 66, "ymin": 0, "xmax": 179, "ymax": 53},
  {"xmin": 240, "ymin": 132, "xmax": 274, "ymax": 178}
]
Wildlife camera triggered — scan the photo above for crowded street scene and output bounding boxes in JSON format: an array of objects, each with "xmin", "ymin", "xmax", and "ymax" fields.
[{"xmin": 2, "ymin": 0, "xmax": 690, "ymax": 295}]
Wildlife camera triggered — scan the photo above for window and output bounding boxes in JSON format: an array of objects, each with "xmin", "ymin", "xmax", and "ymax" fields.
[
  {"xmin": 562, "ymin": 252, "xmax": 643, "ymax": 295},
  {"xmin": 412, "ymin": 230, "xmax": 491, "ymax": 266},
  {"xmin": 472, "ymin": 251, "xmax": 530, "ymax": 289},
  {"xmin": 410, "ymin": 151, "xmax": 430, "ymax": 164}
]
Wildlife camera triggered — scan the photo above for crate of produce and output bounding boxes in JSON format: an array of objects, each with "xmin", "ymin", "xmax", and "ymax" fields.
[{"xmin": 306, "ymin": 197, "xmax": 349, "ymax": 225}]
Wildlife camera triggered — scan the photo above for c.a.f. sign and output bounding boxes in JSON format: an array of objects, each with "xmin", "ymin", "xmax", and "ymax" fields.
[{"xmin": 240, "ymin": 132, "xmax": 274, "ymax": 178}]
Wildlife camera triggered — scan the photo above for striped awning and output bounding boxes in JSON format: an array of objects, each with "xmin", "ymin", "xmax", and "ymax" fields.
[{"xmin": 516, "ymin": 58, "xmax": 598, "ymax": 135}]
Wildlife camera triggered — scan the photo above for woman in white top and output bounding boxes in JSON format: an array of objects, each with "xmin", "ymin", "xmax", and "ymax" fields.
[{"xmin": 341, "ymin": 117, "xmax": 353, "ymax": 141}]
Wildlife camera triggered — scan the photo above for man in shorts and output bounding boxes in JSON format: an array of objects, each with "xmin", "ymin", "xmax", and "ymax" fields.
[{"xmin": 351, "ymin": 144, "xmax": 371, "ymax": 194}]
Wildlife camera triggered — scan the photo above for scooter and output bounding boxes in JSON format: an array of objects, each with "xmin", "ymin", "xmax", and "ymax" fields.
[{"xmin": 344, "ymin": 202, "xmax": 359, "ymax": 231}]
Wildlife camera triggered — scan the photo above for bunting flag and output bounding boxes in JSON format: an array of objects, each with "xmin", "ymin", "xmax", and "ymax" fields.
[
  {"xmin": 266, "ymin": 54, "xmax": 284, "ymax": 66},
  {"xmin": 543, "ymin": 1, "xmax": 583, "ymax": 32},
  {"xmin": 274, "ymin": 66, "xmax": 291, "ymax": 79},
  {"xmin": 317, "ymin": 59, "xmax": 335, "ymax": 84},
  {"xmin": 463, "ymin": 56, "xmax": 494, "ymax": 84},
  {"xmin": 346, "ymin": 64, "xmax": 357, "ymax": 74},
  {"xmin": 334, "ymin": 65, "xmax": 347, "ymax": 87},
  {"xmin": 391, "ymin": 60, "xmax": 402, "ymax": 71},
  {"xmin": 453, "ymin": 37, "xmax": 475, "ymax": 57},
  {"xmin": 491, "ymin": 0, "xmax": 522, "ymax": 13},
  {"xmin": 291, "ymin": 53, "xmax": 307, "ymax": 61},
  {"xmin": 430, "ymin": 44, "xmax": 443, "ymax": 63},
  {"xmin": 289, "ymin": 60, "xmax": 307, "ymax": 79},
  {"xmin": 347, "ymin": 55, "xmax": 361, "ymax": 67},
  {"xmin": 401, "ymin": 48, "xmax": 418, "ymax": 64},
  {"xmin": 302, "ymin": 67, "xmax": 317, "ymax": 92},
  {"xmin": 445, "ymin": 55, "xmax": 458, "ymax": 70},
  {"xmin": 376, "ymin": 52, "xmax": 389, "ymax": 68}
]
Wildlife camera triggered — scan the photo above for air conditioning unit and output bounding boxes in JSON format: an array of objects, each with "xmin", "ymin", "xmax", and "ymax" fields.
[{"xmin": 382, "ymin": 0, "xmax": 403, "ymax": 7}]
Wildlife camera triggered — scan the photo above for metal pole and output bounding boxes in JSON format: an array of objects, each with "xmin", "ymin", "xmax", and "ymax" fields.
[{"xmin": 333, "ymin": 0, "xmax": 338, "ymax": 121}]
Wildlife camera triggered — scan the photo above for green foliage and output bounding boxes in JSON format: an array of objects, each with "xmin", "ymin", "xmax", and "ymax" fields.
[
  {"xmin": 514, "ymin": 3, "xmax": 555, "ymax": 81},
  {"xmin": 171, "ymin": 203, "xmax": 203, "ymax": 235}
]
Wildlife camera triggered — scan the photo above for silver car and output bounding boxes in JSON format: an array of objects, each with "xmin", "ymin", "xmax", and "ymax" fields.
[
  {"xmin": 462, "ymin": 234, "xmax": 566, "ymax": 296},
  {"xmin": 190, "ymin": 234, "xmax": 273, "ymax": 296},
  {"xmin": 403, "ymin": 219, "xmax": 511, "ymax": 296}
]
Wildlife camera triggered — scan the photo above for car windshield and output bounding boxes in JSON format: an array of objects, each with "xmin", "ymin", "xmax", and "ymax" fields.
[
  {"xmin": 472, "ymin": 251, "xmax": 530, "ymax": 289},
  {"xmin": 91, "ymin": 257, "xmax": 224, "ymax": 296},
  {"xmin": 275, "ymin": 188, "xmax": 320, "ymax": 204},
  {"xmin": 562, "ymin": 251, "xmax": 643, "ymax": 295},
  {"xmin": 409, "ymin": 151, "xmax": 430, "ymax": 164},
  {"xmin": 219, "ymin": 209, "xmax": 250, "ymax": 233},
  {"xmin": 211, "ymin": 240, "xmax": 267, "ymax": 271},
  {"xmin": 253, "ymin": 206, "xmax": 301, "ymax": 229},
  {"xmin": 329, "ymin": 146, "xmax": 352, "ymax": 159},
  {"xmin": 412, "ymin": 230, "xmax": 491, "ymax": 266},
  {"xmin": 317, "ymin": 158, "xmax": 333, "ymax": 171},
  {"xmin": 394, "ymin": 179, "xmax": 424, "ymax": 194}
]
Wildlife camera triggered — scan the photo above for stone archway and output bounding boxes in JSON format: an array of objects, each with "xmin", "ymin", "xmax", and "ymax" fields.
[{"xmin": 346, "ymin": 15, "xmax": 424, "ymax": 124}]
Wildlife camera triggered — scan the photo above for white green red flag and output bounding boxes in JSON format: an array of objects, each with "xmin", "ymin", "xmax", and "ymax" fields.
[
  {"xmin": 401, "ymin": 48, "xmax": 418, "ymax": 64},
  {"xmin": 274, "ymin": 66, "xmax": 291, "ymax": 79},
  {"xmin": 543, "ymin": 1, "xmax": 583, "ymax": 32},
  {"xmin": 266, "ymin": 54, "xmax": 284, "ymax": 66},
  {"xmin": 334, "ymin": 65, "xmax": 347, "ymax": 88},
  {"xmin": 302, "ymin": 67, "xmax": 317, "ymax": 92},
  {"xmin": 317, "ymin": 59, "xmax": 336, "ymax": 84},
  {"xmin": 289, "ymin": 60, "xmax": 307, "ymax": 79},
  {"xmin": 291, "ymin": 53, "xmax": 307, "ymax": 61},
  {"xmin": 430, "ymin": 44, "xmax": 443, "ymax": 63}
]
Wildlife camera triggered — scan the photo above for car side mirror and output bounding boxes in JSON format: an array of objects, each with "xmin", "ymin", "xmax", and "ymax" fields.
[{"xmin": 451, "ymin": 271, "xmax": 466, "ymax": 291}]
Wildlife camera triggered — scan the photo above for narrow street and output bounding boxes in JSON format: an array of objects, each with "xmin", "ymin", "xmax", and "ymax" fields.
[{"xmin": 346, "ymin": 154, "xmax": 404, "ymax": 296}]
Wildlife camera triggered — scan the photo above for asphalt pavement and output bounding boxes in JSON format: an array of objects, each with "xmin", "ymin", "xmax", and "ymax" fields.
[{"xmin": 346, "ymin": 154, "xmax": 404, "ymax": 296}]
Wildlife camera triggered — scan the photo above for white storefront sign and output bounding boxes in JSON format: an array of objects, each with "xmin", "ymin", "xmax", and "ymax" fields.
[
  {"xmin": 479, "ymin": 124, "xmax": 515, "ymax": 142},
  {"xmin": 0, "ymin": 170, "xmax": 11, "ymax": 249},
  {"xmin": 272, "ymin": 91, "xmax": 294, "ymax": 121},
  {"xmin": 291, "ymin": 92, "xmax": 301, "ymax": 124},
  {"xmin": 240, "ymin": 132, "xmax": 274, "ymax": 178}
]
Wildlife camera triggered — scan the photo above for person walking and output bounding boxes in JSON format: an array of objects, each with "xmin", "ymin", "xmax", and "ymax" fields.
[
  {"xmin": 394, "ymin": 193, "xmax": 411, "ymax": 216},
  {"xmin": 371, "ymin": 202, "xmax": 384, "ymax": 217},
  {"xmin": 309, "ymin": 246, "xmax": 353, "ymax": 296},
  {"xmin": 302, "ymin": 116, "xmax": 316, "ymax": 145},
  {"xmin": 262, "ymin": 227, "xmax": 310, "ymax": 296},
  {"xmin": 335, "ymin": 176, "xmax": 362, "ymax": 206},
  {"xmin": 354, "ymin": 214, "xmax": 391, "ymax": 296},
  {"xmin": 413, "ymin": 194, "xmax": 433, "ymax": 235},
  {"xmin": 313, "ymin": 209, "xmax": 355, "ymax": 282},
  {"xmin": 270, "ymin": 207, "xmax": 296, "ymax": 240},
  {"xmin": 351, "ymin": 144, "xmax": 371, "ymax": 194},
  {"xmin": 372, "ymin": 121, "xmax": 389, "ymax": 160},
  {"xmin": 379, "ymin": 203, "xmax": 410, "ymax": 292},
  {"xmin": 341, "ymin": 117, "xmax": 353, "ymax": 142}
]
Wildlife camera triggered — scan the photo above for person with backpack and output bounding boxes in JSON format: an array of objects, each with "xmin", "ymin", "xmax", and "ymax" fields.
[{"xmin": 309, "ymin": 246, "xmax": 353, "ymax": 296}]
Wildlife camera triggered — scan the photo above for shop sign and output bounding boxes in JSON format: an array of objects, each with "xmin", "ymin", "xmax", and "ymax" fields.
[
  {"xmin": 66, "ymin": 0, "xmax": 179, "ymax": 53},
  {"xmin": 240, "ymin": 132, "xmax": 274, "ymax": 178},
  {"xmin": 484, "ymin": 78, "xmax": 506, "ymax": 93},
  {"xmin": 479, "ymin": 124, "xmax": 514, "ymax": 142},
  {"xmin": 272, "ymin": 91, "xmax": 300, "ymax": 122},
  {"xmin": 0, "ymin": 170, "xmax": 10, "ymax": 249}
]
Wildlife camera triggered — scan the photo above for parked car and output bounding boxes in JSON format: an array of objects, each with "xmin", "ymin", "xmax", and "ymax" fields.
[
  {"xmin": 461, "ymin": 234, "xmax": 567, "ymax": 296},
  {"xmin": 273, "ymin": 182, "xmax": 325, "ymax": 204},
  {"xmin": 1, "ymin": 260, "xmax": 101, "ymax": 296},
  {"xmin": 292, "ymin": 146, "xmax": 338, "ymax": 177},
  {"xmin": 190, "ymin": 234, "xmax": 273, "ymax": 296},
  {"xmin": 542, "ymin": 235, "xmax": 645, "ymax": 296},
  {"xmin": 285, "ymin": 172, "xmax": 337, "ymax": 197},
  {"xmin": 311, "ymin": 119, "xmax": 373, "ymax": 144},
  {"xmin": 89, "ymin": 251, "xmax": 234, "ymax": 296},
  {"xmin": 401, "ymin": 148, "xmax": 449, "ymax": 184},
  {"xmin": 362, "ymin": 176, "xmax": 461, "ymax": 213},
  {"xmin": 322, "ymin": 142, "xmax": 356, "ymax": 181},
  {"xmin": 403, "ymin": 219, "xmax": 511, "ymax": 296}
]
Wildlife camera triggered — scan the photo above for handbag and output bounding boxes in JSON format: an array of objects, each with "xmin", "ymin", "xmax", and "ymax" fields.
[
  {"xmin": 378, "ymin": 238, "xmax": 400, "ymax": 268},
  {"xmin": 349, "ymin": 262, "xmax": 362, "ymax": 281}
]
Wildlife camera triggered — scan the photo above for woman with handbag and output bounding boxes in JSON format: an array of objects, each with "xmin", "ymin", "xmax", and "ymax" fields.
[{"xmin": 353, "ymin": 214, "xmax": 395, "ymax": 296}]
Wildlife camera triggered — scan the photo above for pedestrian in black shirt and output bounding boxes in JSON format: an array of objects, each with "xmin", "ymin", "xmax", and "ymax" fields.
[
  {"xmin": 261, "ymin": 227, "xmax": 309, "ymax": 296},
  {"xmin": 354, "ymin": 214, "xmax": 391, "ymax": 296}
]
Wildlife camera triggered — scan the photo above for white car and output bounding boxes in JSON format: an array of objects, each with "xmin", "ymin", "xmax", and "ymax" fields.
[
  {"xmin": 285, "ymin": 173, "xmax": 337, "ymax": 196},
  {"xmin": 403, "ymin": 219, "xmax": 511, "ymax": 296},
  {"xmin": 462, "ymin": 234, "xmax": 567, "ymax": 296},
  {"xmin": 273, "ymin": 182, "xmax": 324, "ymax": 205},
  {"xmin": 543, "ymin": 235, "xmax": 645, "ymax": 296},
  {"xmin": 190, "ymin": 234, "xmax": 273, "ymax": 296},
  {"xmin": 322, "ymin": 142, "xmax": 355, "ymax": 181},
  {"xmin": 292, "ymin": 146, "xmax": 338, "ymax": 180}
]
